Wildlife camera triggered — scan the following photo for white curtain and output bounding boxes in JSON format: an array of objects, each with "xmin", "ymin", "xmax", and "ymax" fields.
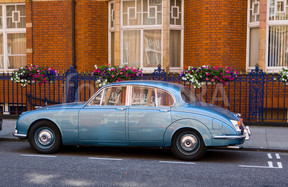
[
  {"xmin": 268, "ymin": 25, "xmax": 288, "ymax": 67},
  {"xmin": 7, "ymin": 33, "xmax": 26, "ymax": 69},
  {"xmin": 170, "ymin": 30, "xmax": 181, "ymax": 67},
  {"xmin": 143, "ymin": 30, "xmax": 161, "ymax": 67},
  {"xmin": 123, "ymin": 30, "xmax": 141, "ymax": 67},
  {"xmin": 249, "ymin": 27, "xmax": 259, "ymax": 67}
]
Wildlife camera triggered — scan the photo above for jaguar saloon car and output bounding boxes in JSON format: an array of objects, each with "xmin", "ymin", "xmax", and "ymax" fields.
[{"xmin": 14, "ymin": 80, "xmax": 251, "ymax": 160}]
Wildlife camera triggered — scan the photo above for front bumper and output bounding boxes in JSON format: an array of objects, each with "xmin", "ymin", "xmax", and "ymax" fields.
[{"xmin": 214, "ymin": 126, "xmax": 251, "ymax": 140}]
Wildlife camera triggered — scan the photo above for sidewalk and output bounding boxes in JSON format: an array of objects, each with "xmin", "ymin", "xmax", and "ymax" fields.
[{"xmin": 1, "ymin": 119, "xmax": 288, "ymax": 152}]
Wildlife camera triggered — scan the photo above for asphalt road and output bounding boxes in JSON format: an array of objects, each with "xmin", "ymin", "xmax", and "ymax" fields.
[{"xmin": 0, "ymin": 141, "xmax": 288, "ymax": 186}]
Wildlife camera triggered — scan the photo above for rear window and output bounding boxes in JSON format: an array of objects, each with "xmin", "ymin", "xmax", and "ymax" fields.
[{"xmin": 181, "ymin": 87, "xmax": 198, "ymax": 103}]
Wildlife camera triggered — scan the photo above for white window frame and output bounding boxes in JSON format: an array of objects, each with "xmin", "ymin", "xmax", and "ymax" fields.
[
  {"xmin": 108, "ymin": 0, "xmax": 184, "ymax": 73},
  {"xmin": 0, "ymin": 4, "xmax": 26, "ymax": 73},
  {"xmin": 120, "ymin": 0, "xmax": 163, "ymax": 73},
  {"xmin": 169, "ymin": 0, "xmax": 184, "ymax": 72},
  {"xmin": 266, "ymin": 0, "xmax": 288, "ymax": 72},
  {"xmin": 246, "ymin": 0, "xmax": 260, "ymax": 71}
]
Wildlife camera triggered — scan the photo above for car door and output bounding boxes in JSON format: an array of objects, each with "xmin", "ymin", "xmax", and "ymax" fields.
[
  {"xmin": 127, "ymin": 85, "xmax": 174, "ymax": 145},
  {"xmin": 79, "ymin": 85, "xmax": 127, "ymax": 143}
]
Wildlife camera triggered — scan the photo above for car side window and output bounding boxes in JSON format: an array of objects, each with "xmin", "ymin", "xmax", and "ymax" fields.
[
  {"xmin": 131, "ymin": 86, "xmax": 156, "ymax": 106},
  {"xmin": 157, "ymin": 89, "xmax": 174, "ymax": 107},
  {"xmin": 89, "ymin": 90, "xmax": 103, "ymax": 105},
  {"xmin": 89, "ymin": 86, "xmax": 126, "ymax": 106}
]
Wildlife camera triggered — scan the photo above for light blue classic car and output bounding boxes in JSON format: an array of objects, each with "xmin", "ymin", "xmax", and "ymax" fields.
[{"xmin": 14, "ymin": 80, "xmax": 251, "ymax": 160}]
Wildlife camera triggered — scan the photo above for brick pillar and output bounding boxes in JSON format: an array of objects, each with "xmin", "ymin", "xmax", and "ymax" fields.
[
  {"xmin": 258, "ymin": 0, "xmax": 267, "ymax": 71},
  {"xmin": 113, "ymin": 0, "xmax": 121, "ymax": 66}
]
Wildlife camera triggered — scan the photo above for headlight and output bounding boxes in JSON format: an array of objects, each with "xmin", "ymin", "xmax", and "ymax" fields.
[{"xmin": 230, "ymin": 120, "xmax": 242, "ymax": 133}]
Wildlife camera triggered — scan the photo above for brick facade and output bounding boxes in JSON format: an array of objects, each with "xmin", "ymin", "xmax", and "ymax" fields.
[
  {"xmin": 184, "ymin": 0, "xmax": 247, "ymax": 71},
  {"xmin": 75, "ymin": 0, "xmax": 108, "ymax": 73},
  {"xmin": 26, "ymin": 0, "xmax": 73, "ymax": 71}
]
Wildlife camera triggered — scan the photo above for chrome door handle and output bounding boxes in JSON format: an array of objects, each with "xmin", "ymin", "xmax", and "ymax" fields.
[
  {"xmin": 116, "ymin": 108, "xmax": 126, "ymax": 111},
  {"xmin": 159, "ymin": 109, "xmax": 169, "ymax": 112}
]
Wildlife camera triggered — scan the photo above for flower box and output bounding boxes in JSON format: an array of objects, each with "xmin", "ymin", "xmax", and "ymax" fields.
[
  {"xmin": 91, "ymin": 64, "xmax": 143, "ymax": 87},
  {"xmin": 11, "ymin": 65, "xmax": 58, "ymax": 87}
]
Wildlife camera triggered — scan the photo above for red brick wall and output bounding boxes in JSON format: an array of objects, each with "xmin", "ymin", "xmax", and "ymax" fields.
[
  {"xmin": 184, "ymin": 0, "xmax": 247, "ymax": 71},
  {"xmin": 75, "ymin": 0, "xmax": 108, "ymax": 73},
  {"xmin": 28, "ymin": 0, "xmax": 73, "ymax": 71},
  {"xmin": 222, "ymin": 0, "xmax": 247, "ymax": 71}
]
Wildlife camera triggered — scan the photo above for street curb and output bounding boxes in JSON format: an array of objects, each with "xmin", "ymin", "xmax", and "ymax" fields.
[
  {"xmin": 240, "ymin": 146, "xmax": 288, "ymax": 153},
  {"xmin": 213, "ymin": 146, "xmax": 288, "ymax": 153}
]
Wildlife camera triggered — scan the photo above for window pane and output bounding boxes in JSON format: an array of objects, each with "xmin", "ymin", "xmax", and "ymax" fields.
[
  {"xmin": 110, "ymin": 3, "xmax": 114, "ymax": 28},
  {"xmin": 7, "ymin": 33, "xmax": 26, "ymax": 69},
  {"xmin": 268, "ymin": 25, "xmax": 288, "ymax": 67},
  {"xmin": 123, "ymin": 0, "xmax": 141, "ymax": 26},
  {"xmin": 132, "ymin": 86, "xmax": 156, "ymax": 106},
  {"xmin": 143, "ymin": 30, "xmax": 161, "ymax": 67},
  {"xmin": 143, "ymin": 0, "xmax": 162, "ymax": 25},
  {"xmin": 249, "ymin": 27, "xmax": 259, "ymax": 67},
  {"xmin": 170, "ymin": 30, "xmax": 181, "ymax": 67},
  {"xmin": 170, "ymin": 0, "xmax": 182, "ymax": 25},
  {"xmin": 123, "ymin": 30, "xmax": 141, "ymax": 67},
  {"xmin": 6, "ymin": 5, "xmax": 25, "ymax": 28},
  {"xmin": 8, "ymin": 33, "xmax": 26, "ymax": 54},
  {"xmin": 102, "ymin": 87, "xmax": 126, "ymax": 106},
  {"xmin": 269, "ymin": 0, "xmax": 288, "ymax": 21},
  {"xmin": 249, "ymin": 0, "xmax": 260, "ymax": 23},
  {"xmin": 157, "ymin": 89, "xmax": 174, "ymax": 107}
]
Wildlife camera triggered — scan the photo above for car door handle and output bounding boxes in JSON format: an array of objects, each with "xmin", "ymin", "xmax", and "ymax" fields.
[
  {"xmin": 116, "ymin": 108, "xmax": 126, "ymax": 111},
  {"xmin": 159, "ymin": 109, "xmax": 169, "ymax": 112}
]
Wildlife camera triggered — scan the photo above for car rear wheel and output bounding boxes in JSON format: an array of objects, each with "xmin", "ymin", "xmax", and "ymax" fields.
[
  {"xmin": 28, "ymin": 121, "xmax": 62, "ymax": 154},
  {"xmin": 171, "ymin": 129, "xmax": 207, "ymax": 161}
]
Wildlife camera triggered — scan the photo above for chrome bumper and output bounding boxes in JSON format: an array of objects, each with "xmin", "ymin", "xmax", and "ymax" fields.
[
  {"xmin": 13, "ymin": 130, "xmax": 27, "ymax": 138},
  {"xmin": 214, "ymin": 126, "xmax": 251, "ymax": 140}
]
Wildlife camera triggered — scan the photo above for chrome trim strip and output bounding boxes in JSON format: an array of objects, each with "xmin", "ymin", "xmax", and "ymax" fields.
[
  {"xmin": 213, "ymin": 135, "xmax": 246, "ymax": 139},
  {"xmin": 13, "ymin": 133, "xmax": 27, "ymax": 138}
]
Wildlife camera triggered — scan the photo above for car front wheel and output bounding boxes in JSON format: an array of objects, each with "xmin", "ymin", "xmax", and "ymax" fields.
[
  {"xmin": 171, "ymin": 129, "xmax": 207, "ymax": 161},
  {"xmin": 28, "ymin": 121, "xmax": 62, "ymax": 154}
]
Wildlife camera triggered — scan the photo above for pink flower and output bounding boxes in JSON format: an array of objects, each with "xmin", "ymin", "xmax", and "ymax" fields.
[{"xmin": 211, "ymin": 79, "xmax": 215, "ymax": 82}]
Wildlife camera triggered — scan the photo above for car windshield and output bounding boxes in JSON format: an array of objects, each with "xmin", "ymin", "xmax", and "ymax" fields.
[{"xmin": 181, "ymin": 87, "xmax": 199, "ymax": 103}]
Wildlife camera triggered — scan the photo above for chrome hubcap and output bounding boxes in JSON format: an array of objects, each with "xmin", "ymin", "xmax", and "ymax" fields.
[
  {"xmin": 180, "ymin": 134, "xmax": 198, "ymax": 152},
  {"xmin": 38, "ymin": 130, "xmax": 53, "ymax": 146}
]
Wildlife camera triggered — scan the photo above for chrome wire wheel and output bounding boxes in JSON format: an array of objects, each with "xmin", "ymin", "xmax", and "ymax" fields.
[{"xmin": 172, "ymin": 129, "xmax": 207, "ymax": 161}]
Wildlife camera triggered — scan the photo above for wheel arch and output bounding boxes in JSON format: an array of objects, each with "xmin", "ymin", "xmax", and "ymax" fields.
[
  {"xmin": 163, "ymin": 118, "xmax": 212, "ymax": 147},
  {"xmin": 27, "ymin": 118, "xmax": 62, "ymax": 140}
]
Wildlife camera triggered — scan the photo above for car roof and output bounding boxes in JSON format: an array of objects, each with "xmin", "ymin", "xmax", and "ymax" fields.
[{"xmin": 104, "ymin": 80, "xmax": 184, "ymax": 93}]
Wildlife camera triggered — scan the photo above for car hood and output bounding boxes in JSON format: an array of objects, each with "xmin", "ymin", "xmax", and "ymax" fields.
[
  {"xmin": 186, "ymin": 101, "xmax": 238, "ymax": 120},
  {"xmin": 40, "ymin": 102, "xmax": 86, "ymax": 110}
]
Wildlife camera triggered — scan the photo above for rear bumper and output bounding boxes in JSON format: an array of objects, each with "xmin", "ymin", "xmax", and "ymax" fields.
[
  {"xmin": 13, "ymin": 130, "xmax": 27, "ymax": 138},
  {"xmin": 214, "ymin": 126, "xmax": 251, "ymax": 140}
]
